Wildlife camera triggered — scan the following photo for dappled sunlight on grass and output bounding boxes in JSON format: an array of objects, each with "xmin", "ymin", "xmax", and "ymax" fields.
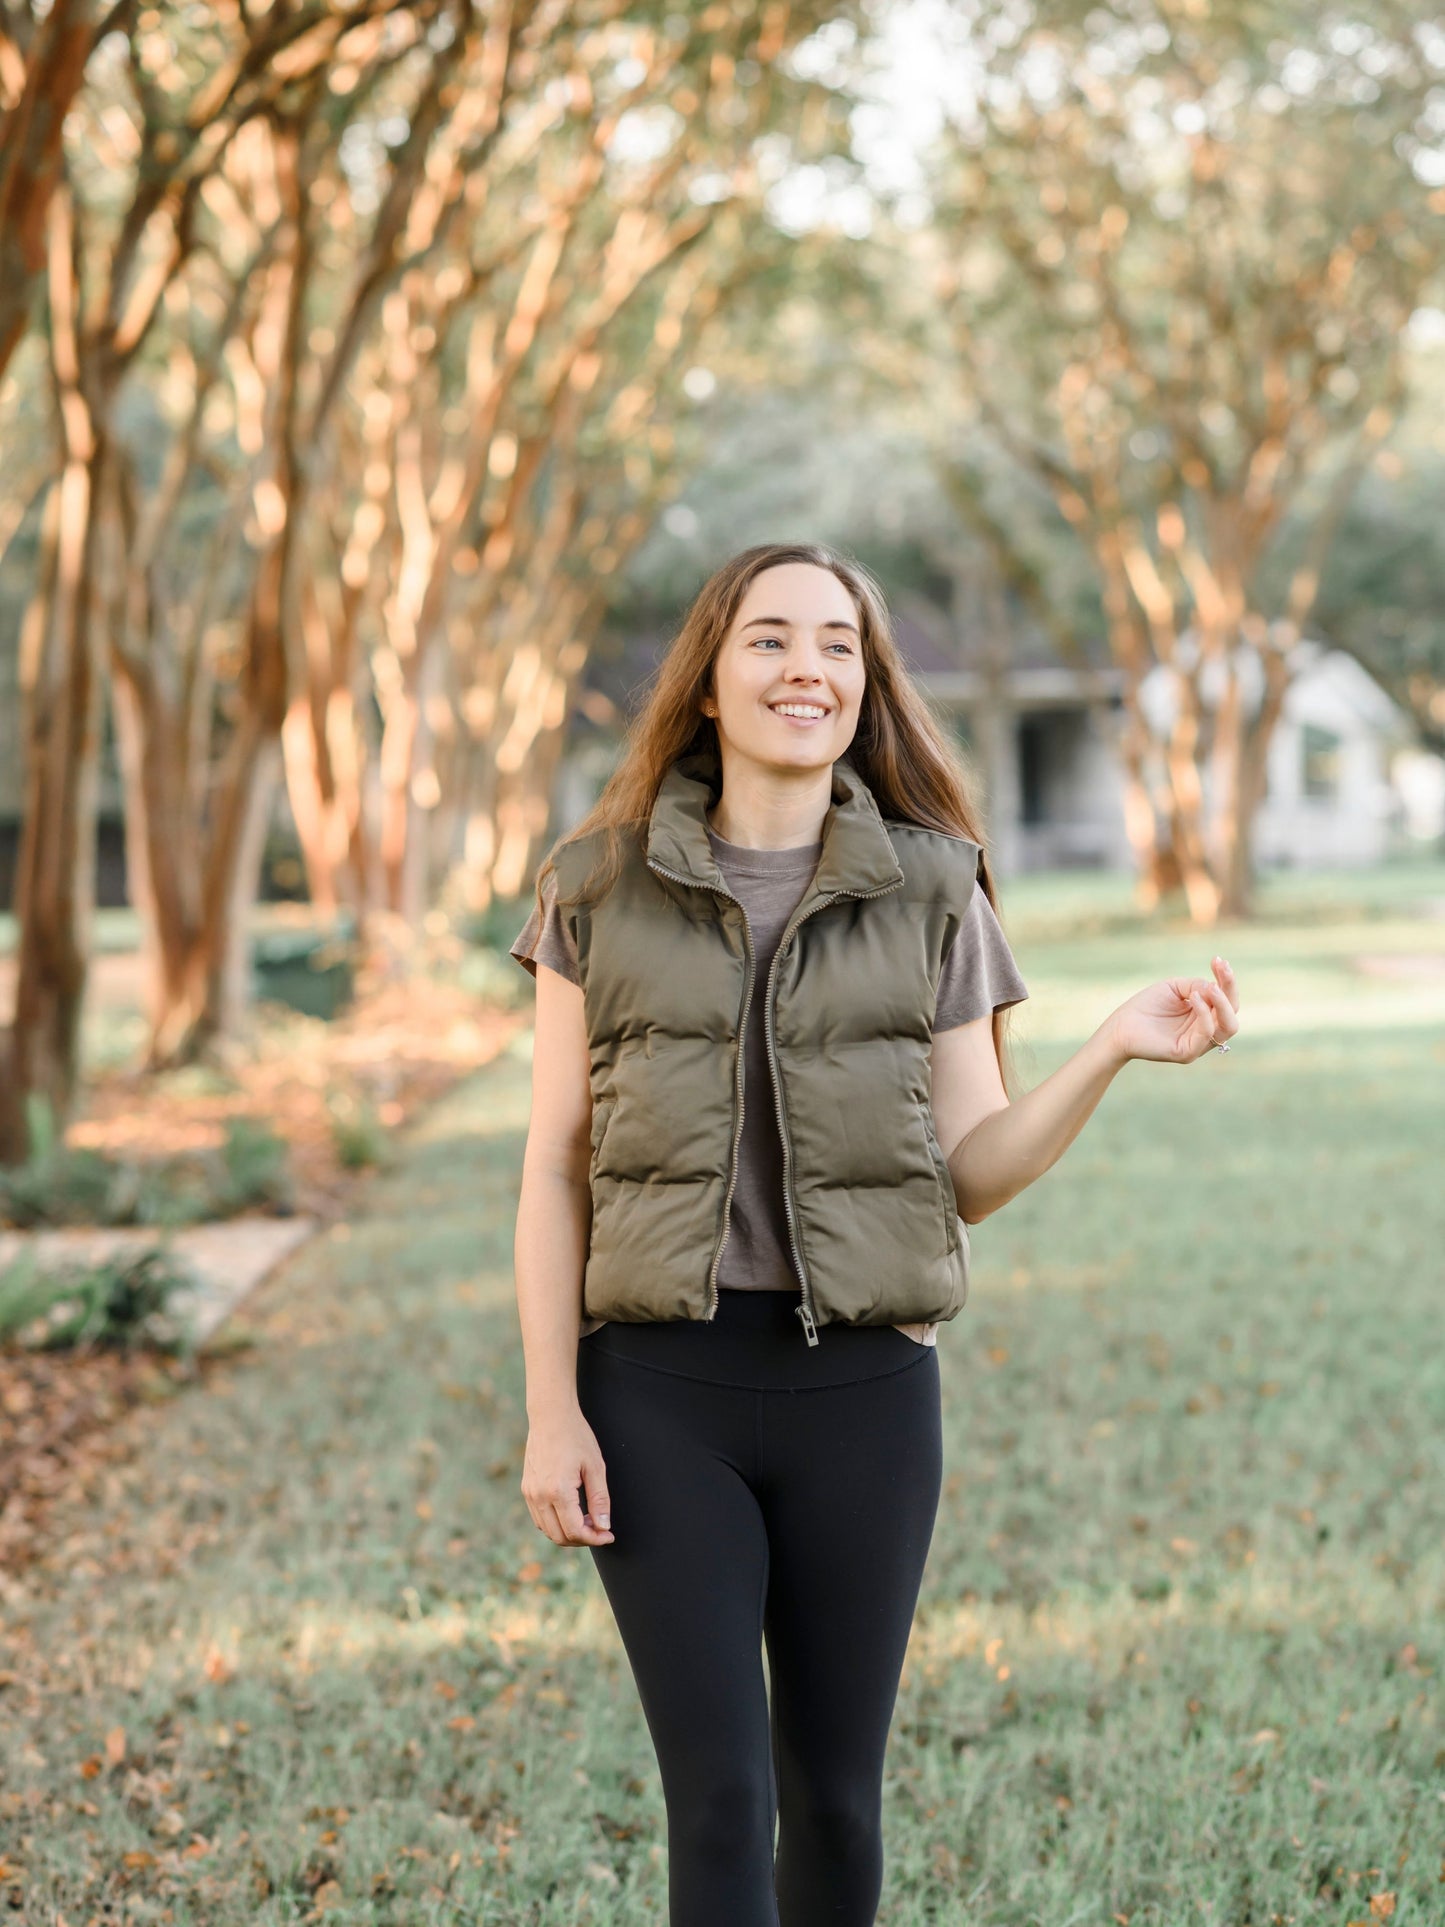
[
  {"xmin": 149, "ymin": 1586, "xmax": 624, "ymax": 1688},
  {"xmin": 911, "ymin": 1558, "xmax": 1445, "ymax": 1675}
]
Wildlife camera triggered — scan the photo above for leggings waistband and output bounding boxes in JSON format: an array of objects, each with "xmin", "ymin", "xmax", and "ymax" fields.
[{"xmin": 578, "ymin": 1287, "xmax": 934, "ymax": 1390}]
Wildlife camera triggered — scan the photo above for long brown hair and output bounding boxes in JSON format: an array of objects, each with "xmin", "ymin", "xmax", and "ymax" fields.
[{"xmin": 531, "ymin": 541, "xmax": 1024, "ymax": 1091}]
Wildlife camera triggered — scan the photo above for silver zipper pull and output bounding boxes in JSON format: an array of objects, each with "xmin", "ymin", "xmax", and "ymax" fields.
[{"xmin": 795, "ymin": 1300, "xmax": 819, "ymax": 1347}]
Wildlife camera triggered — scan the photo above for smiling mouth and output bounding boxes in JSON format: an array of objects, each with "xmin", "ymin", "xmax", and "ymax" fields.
[{"xmin": 768, "ymin": 702, "xmax": 832, "ymax": 721}]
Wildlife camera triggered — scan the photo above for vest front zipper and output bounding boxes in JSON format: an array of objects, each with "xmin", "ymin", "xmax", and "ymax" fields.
[
  {"xmin": 647, "ymin": 852, "xmax": 903, "ymax": 1347},
  {"xmin": 764, "ymin": 877, "xmax": 903, "ymax": 1345},
  {"xmin": 644, "ymin": 855, "xmax": 754, "ymax": 1321}
]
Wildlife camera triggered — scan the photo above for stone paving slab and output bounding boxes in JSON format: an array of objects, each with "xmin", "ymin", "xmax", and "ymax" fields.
[{"xmin": 0, "ymin": 1216, "xmax": 317, "ymax": 1346}]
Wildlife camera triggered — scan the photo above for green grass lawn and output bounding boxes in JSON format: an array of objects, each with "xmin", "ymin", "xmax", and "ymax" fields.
[{"xmin": 2, "ymin": 868, "xmax": 1443, "ymax": 1924}]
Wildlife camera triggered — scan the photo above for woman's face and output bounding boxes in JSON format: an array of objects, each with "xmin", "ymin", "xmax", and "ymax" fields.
[{"xmin": 705, "ymin": 563, "xmax": 866, "ymax": 776}]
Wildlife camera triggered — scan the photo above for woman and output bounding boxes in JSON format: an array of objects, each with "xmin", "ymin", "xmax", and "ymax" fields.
[{"xmin": 510, "ymin": 542, "xmax": 1240, "ymax": 1926}]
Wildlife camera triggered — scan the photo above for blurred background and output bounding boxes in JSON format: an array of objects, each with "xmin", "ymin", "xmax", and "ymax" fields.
[
  {"xmin": 1, "ymin": 4, "xmax": 1443, "ymax": 1921},
  {"xmin": 2, "ymin": 0, "xmax": 1443, "ymax": 1155}
]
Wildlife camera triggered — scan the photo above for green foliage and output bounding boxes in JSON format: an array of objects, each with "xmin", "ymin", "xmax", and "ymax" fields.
[
  {"xmin": 0, "ymin": 1142, "xmax": 119, "ymax": 1227},
  {"xmin": 216, "ymin": 1117, "xmax": 294, "ymax": 1214},
  {"xmin": 0, "ymin": 1244, "xmax": 198, "ymax": 1356},
  {"xmin": 456, "ymin": 895, "xmax": 532, "ymax": 954},
  {"xmin": 326, "ymin": 1089, "xmax": 390, "ymax": 1172},
  {"xmin": 25, "ymin": 1090, "xmax": 59, "ymax": 1160},
  {"xmin": 446, "ymin": 898, "xmax": 534, "ymax": 1008},
  {"xmin": 1314, "ymin": 438, "xmax": 1445, "ymax": 753},
  {"xmin": 0, "ymin": 1118, "xmax": 294, "ymax": 1229}
]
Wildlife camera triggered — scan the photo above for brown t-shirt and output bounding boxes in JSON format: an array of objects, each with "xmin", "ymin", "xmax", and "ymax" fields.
[{"xmin": 510, "ymin": 825, "xmax": 1030, "ymax": 1345}]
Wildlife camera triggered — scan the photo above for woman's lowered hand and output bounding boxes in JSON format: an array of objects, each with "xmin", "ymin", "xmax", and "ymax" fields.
[
  {"xmin": 521, "ymin": 1407, "xmax": 615, "ymax": 1547},
  {"xmin": 1106, "ymin": 956, "xmax": 1241, "ymax": 1065}
]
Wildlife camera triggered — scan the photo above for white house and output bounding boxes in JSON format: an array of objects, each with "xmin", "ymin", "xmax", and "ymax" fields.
[{"xmin": 901, "ymin": 618, "xmax": 1421, "ymax": 875}]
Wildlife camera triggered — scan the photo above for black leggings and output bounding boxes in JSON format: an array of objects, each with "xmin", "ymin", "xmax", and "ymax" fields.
[{"xmin": 575, "ymin": 1288, "xmax": 944, "ymax": 1926}]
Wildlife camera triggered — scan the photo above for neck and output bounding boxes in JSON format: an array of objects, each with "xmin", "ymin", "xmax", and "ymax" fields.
[{"xmin": 705, "ymin": 753, "xmax": 832, "ymax": 850}]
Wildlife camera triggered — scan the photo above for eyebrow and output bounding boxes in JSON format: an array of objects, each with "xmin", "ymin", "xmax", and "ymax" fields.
[{"xmin": 740, "ymin": 616, "xmax": 860, "ymax": 635}]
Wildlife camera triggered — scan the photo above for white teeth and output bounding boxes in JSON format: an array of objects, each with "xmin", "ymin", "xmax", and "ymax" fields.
[{"xmin": 771, "ymin": 704, "xmax": 827, "ymax": 718}]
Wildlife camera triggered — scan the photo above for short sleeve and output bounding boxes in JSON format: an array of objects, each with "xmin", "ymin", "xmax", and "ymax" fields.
[
  {"xmin": 932, "ymin": 886, "xmax": 1028, "ymax": 1032},
  {"xmin": 509, "ymin": 869, "xmax": 582, "ymax": 988}
]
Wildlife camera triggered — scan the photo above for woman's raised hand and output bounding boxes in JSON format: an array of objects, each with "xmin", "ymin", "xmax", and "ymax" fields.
[
  {"xmin": 521, "ymin": 1410, "xmax": 615, "ymax": 1547},
  {"xmin": 1107, "ymin": 956, "xmax": 1241, "ymax": 1065}
]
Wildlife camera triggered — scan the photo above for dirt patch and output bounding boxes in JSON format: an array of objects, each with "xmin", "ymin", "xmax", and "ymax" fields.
[{"xmin": 59, "ymin": 957, "xmax": 529, "ymax": 1216}]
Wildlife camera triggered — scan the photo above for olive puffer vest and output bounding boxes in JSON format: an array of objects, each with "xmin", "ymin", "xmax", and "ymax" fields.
[{"xmin": 550, "ymin": 745, "xmax": 980, "ymax": 1345}]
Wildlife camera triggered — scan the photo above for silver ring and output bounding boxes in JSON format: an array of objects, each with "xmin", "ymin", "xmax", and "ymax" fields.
[{"xmin": 1216, "ymin": 1039, "xmax": 1231, "ymax": 1054}]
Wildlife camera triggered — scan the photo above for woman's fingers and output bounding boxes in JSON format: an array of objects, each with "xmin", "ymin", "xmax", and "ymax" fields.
[
  {"xmin": 1190, "ymin": 976, "xmax": 1242, "ymax": 1057},
  {"xmin": 1203, "ymin": 979, "xmax": 1240, "ymax": 1040},
  {"xmin": 1211, "ymin": 956, "xmax": 1240, "ymax": 1009},
  {"xmin": 583, "ymin": 1462, "xmax": 612, "ymax": 1536},
  {"xmin": 554, "ymin": 1478, "xmax": 614, "ymax": 1547},
  {"xmin": 1189, "ymin": 986, "xmax": 1219, "ymax": 1046}
]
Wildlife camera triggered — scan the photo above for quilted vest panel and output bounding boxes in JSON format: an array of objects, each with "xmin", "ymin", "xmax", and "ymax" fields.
[{"xmin": 551, "ymin": 748, "xmax": 979, "ymax": 1342}]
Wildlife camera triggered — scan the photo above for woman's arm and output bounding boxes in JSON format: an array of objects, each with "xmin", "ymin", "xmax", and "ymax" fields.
[
  {"xmin": 932, "ymin": 956, "xmax": 1241, "ymax": 1225},
  {"xmin": 515, "ymin": 963, "xmax": 614, "ymax": 1545}
]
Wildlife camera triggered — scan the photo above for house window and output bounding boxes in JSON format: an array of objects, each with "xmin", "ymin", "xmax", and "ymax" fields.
[{"xmin": 1301, "ymin": 723, "xmax": 1341, "ymax": 802}]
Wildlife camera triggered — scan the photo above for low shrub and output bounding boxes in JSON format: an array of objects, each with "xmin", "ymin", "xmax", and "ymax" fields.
[
  {"xmin": 0, "ymin": 1244, "xmax": 200, "ymax": 1356},
  {"xmin": 217, "ymin": 1116, "xmax": 295, "ymax": 1214},
  {"xmin": 326, "ymin": 1090, "xmax": 390, "ymax": 1171},
  {"xmin": 0, "ymin": 1105, "xmax": 295, "ymax": 1230}
]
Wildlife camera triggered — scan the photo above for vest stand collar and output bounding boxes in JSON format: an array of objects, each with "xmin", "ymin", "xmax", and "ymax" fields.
[{"xmin": 645, "ymin": 742, "xmax": 905, "ymax": 899}]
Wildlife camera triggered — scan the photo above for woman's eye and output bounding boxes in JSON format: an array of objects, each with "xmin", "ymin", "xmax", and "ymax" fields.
[{"xmin": 751, "ymin": 637, "xmax": 852, "ymax": 653}]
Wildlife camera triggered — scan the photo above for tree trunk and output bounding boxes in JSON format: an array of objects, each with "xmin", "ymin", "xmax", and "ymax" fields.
[
  {"xmin": 0, "ymin": 0, "xmax": 96, "ymax": 384},
  {"xmin": 0, "ymin": 437, "xmax": 106, "ymax": 1162}
]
